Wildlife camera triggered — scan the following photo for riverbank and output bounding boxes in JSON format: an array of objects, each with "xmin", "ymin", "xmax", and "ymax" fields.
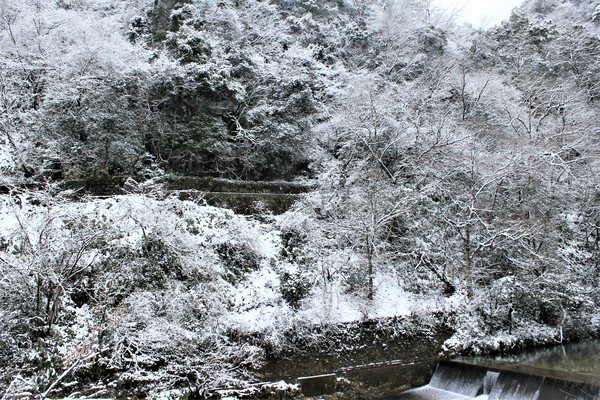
[
  {"xmin": 0, "ymin": 190, "xmax": 597, "ymax": 399},
  {"xmin": 245, "ymin": 317, "xmax": 600, "ymax": 400},
  {"xmin": 258, "ymin": 315, "xmax": 452, "ymax": 379}
]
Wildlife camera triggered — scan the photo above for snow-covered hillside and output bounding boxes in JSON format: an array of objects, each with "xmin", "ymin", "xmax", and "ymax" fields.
[{"xmin": 0, "ymin": 0, "xmax": 598, "ymax": 398}]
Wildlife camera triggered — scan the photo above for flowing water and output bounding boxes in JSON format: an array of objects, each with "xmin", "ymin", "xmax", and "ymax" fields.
[
  {"xmin": 257, "ymin": 320, "xmax": 453, "ymax": 396},
  {"xmin": 260, "ymin": 330, "xmax": 600, "ymax": 399},
  {"xmin": 482, "ymin": 339, "xmax": 600, "ymax": 376},
  {"xmin": 391, "ymin": 340, "xmax": 600, "ymax": 400}
]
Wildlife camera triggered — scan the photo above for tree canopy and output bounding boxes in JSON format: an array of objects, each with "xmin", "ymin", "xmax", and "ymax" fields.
[{"xmin": 0, "ymin": 0, "xmax": 598, "ymax": 398}]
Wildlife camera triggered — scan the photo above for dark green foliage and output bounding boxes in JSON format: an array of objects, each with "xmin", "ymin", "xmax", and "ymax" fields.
[
  {"xmin": 217, "ymin": 242, "xmax": 260, "ymax": 284},
  {"xmin": 139, "ymin": 234, "xmax": 183, "ymax": 287},
  {"xmin": 279, "ymin": 270, "xmax": 312, "ymax": 309},
  {"xmin": 271, "ymin": 0, "xmax": 348, "ymax": 18},
  {"xmin": 162, "ymin": 113, "xmax": 232, "ymax": 175},
  {"xmin": 148, "ymin": 0, "xmax": 193, "ymax": 41},
  {"xmin": 12, "ymin": 0, "xmax": 328, "ymax": 183},
  {"xmin": 35, "ymin": 75, "xmax": 149, "ymax": 179},
  {"xmin": 127, "ymin": 16, "xmax": 151, "ymax": 43},
  {"xmin": 416, "ymin": 26, "xmax": 447, "ymax": 54},
  {"xmin": 280, "ymin": 229, "xmax": 307, "ymax": 262},
  {"xmin": 166, "ymin": 29, "xmax": 212, "ymax": 64},
  {"xmin": 1, "ymin": 0, "xmax": 600, "ymax": 396}
]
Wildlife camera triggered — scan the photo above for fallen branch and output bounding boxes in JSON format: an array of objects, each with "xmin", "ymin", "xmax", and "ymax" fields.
[{"xmin": 41, "ymin": 352, "xmax": 97, "ymax": 399}]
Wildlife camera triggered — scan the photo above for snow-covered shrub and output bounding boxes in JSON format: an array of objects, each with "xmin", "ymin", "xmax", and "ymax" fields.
[
  {"xmin": 279, "ymin": 225, "xmax": 308, "ymax": 263},
  {"xmin": 0, "ymin": 193, "xmax": 287, "ymax": 397},
  {"xmin": 166, "ymin": 27, "xmax": 212, "ymax": 64},
  {"xmin": 216, "ymin": 242, "xmax": 261, "ymax": 284},
  {"xmin": 441, "ymin": 269, "xmax": 597, "ymax": 356},
  {"xmin": 279, "ymin": 269, "xmax": 313, "ymax": 309}
]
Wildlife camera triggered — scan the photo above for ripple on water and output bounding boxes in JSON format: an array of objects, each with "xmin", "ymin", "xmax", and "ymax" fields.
[{"xmin": 493, "ymin": 339, "xmax": 600, "ymax": 376}]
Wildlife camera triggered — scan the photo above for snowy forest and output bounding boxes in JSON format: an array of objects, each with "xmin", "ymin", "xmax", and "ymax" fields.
[{"xmin": 0, "ymin": 0, "xmax": 599, "ymax": 398}]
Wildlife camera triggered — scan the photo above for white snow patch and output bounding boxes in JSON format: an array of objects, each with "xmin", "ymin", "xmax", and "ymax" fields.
[
  {"xmin": 0, "ymin": 143, "xmax": 15, "ymax": 172},
  {"xmin": 369, "ymin": 273, "xmax": 414, "ymax": 319},
  {"xmin": 298, "ymin": 283, "xmax": 364, "ymax": 324},
  {"xmin": 404, "ymin": 385, "xmax": 473, "ymax": 399},
  {"xmin": 295, "ymin": 272, "xmax": 414, "ymax": 325},
  {"xmin": 225, "ymin": 267, "xmax": 293, "ymax": 334}
]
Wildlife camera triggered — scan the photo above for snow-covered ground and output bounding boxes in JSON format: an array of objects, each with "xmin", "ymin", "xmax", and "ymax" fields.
[
  {"xmin": 1, "ymin": 189, "xmax": 597, "ymax": 398},
  {"xmin": 0, "ymin": 192, "xmax": 431, "ymax": 335}
]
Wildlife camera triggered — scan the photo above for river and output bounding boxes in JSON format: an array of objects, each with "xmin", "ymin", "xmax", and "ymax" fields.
[
  {"xmin": 480, "ymin": 338, "xmax": 600, "ymax": 376},
  {"xmin": 261, "ymin": 336, "xmax": 600, "ymax": 398},
  {"xmin": 389, "ymin": 339, "xmax": 600, "ymax": 399}
]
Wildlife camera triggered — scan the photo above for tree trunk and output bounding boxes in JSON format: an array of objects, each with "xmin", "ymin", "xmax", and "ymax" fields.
[
  {"xmin": 366, "ymin": 234, "xmax": 374, "ymax": 300},
  {"xmin": 463, "ymin": 223, "xmax": 473, "ymax": 297}
]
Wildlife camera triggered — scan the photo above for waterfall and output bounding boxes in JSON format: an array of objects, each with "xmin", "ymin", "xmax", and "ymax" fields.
[
  {"xmin": 428, "ymin": 361, "xmax": 487, "ymax": 396},
  {"xmin": 393, "ymin": 360, "xmax": 600, "ymax": 400}
]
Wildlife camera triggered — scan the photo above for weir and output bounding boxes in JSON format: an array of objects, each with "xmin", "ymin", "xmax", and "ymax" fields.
[{"xmin": 389, "ymin": 360, "xmax": 600, "ymax": 399}]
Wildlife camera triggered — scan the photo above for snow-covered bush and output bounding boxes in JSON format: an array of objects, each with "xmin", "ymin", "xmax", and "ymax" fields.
[{"xmin": 0, "ymin": 193, "xmax": 280, "ymax": 397}]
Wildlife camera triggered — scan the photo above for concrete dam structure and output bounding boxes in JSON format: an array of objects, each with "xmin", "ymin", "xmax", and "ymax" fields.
[{"xmin": 390, "ymin": 359, "xmax": 600, "ymax": 400}]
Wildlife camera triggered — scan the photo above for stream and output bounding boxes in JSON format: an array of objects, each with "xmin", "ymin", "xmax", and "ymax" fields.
[
  {"xmin": 260, "ymin": 334, "xmax": 600, "ymax": 398},
  {"xmin": 389, "ymin": 339, "xmax": 600, "ymax": 399},
  {"xmin": 481, "ymin": 338, "xmax": 600, "ymax": 375},
  {"xmin": 257, "ymin": 318, "xmax": 453, "ymax": 395}
]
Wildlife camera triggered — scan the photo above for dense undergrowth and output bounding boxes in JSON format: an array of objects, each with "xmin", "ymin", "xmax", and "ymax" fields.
[
  {"xmin": 0, "ymin": 189, "xmax": 597, "ymax": 398},
  {"xmin": 0, "ymin": 0, "xmax": 599, "ymax": 398}
]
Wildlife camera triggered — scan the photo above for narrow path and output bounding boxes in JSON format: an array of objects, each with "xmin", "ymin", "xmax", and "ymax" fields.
[{"xmin": 57, "ymin": 175, "xmax": 316, "ymax": 214}]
